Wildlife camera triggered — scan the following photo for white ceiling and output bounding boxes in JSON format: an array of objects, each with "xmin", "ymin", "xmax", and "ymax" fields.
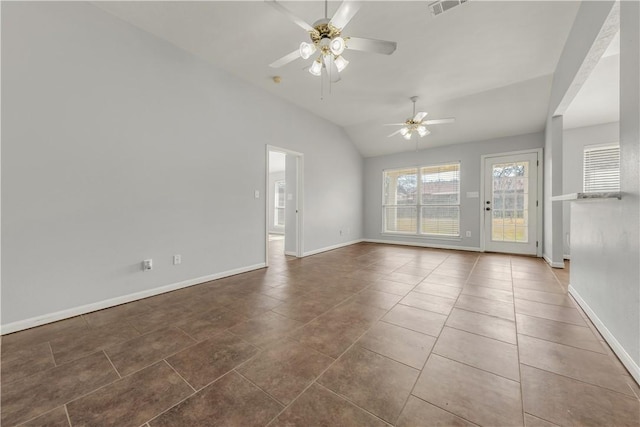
[
  {"xmin": 94, "ymin": 1, "xmax": 581, "ymax": 157},
  {"xmin": 563, "ymin": 31, "xmax": 620, "ymax": 130}
]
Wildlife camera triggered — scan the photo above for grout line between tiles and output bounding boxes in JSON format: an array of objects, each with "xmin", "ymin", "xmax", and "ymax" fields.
[
  {"xmin": 516, "ymin": 331, "xmax": 610, "ymax": 355},
  {"xmin": 511, "ymin": 256, "xmax": 527, "ymax": 427},
  {"xmin": 48, "ymin": 341, "xmax": 58, "ymax": 367},
  {"xmin": 394, "ymin": 253, "xmax": 481, "ymax": 426},
  {"xmin": 102, "ymin": 350, "xmax": 122, "ymax": 379},
  {"xmin": 523, "ymin": 411, "xmax": 562, "ymax": 427},
  {"xmin": 519, "ymin": 362, "xmax": 638, "ymax": 399},
  {"xmin": 64, "ymin": 404, "xmax": 73, "ymax": 427},
  {"xmin": 163, "ymin": 359, "xmax": 196, "ymax": 393}
]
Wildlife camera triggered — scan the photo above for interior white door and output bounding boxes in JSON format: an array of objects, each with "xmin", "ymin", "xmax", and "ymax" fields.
[{"xmin": 484, "ymin": 152, "xmax": 538, "ymax": 255}]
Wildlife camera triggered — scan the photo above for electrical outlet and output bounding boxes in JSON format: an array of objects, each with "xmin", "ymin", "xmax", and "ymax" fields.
[
  {"xmin": 173, "ymin": 254, "xmax": 182, "ymax": 265},
  {"xmin": 466, "ymin": 231, "xmax": 472, "ymax": 237},
  {"xmin": 142, "ymin": 259, "xmax": 153, "ymax": 271}
]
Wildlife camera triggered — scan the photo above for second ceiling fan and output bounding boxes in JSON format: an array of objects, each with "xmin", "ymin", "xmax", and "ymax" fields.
[
  {"xmin": 386, "ymin": 96, "xmax": 455, "ymax": 140},
  {"xmin": 268, "ymin": 0, "xmax": 397, "ymax": 82}
]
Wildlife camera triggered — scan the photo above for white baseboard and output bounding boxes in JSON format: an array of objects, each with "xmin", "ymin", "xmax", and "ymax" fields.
[
  {"xmin": 543, "ymin": 254, "xmax": 565, "ymax": 268},
  {"xmin": 302, "ymin": 239, "xmax": 364, "ymax": 257},
  {"xmin": 569, "ymin": 285, "xmax": 640, "ymax": 385},
  {"xmin": 364, "ymin": 239, "xmax": 481, "ymax": 252},
  {"xmin": 284, "ymin": 251, "xmax": 297, "ymax": 257},
  {"xmin": 1, "ymin": 263, "xmax": 266, "ymax": 335},
  {"xmin": 563, "ymin": 254, "xmax": 571, "ymax": 260}
]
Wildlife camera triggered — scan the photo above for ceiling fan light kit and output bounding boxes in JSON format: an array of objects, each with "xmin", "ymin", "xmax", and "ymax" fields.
[{"xmin": 268, "ymin": 0, "xmax": 397, "ymax": 84}]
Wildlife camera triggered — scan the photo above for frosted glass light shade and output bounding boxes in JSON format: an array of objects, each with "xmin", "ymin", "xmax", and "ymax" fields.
[
  {"xmin": 299, "ymin": 42, "xmax": 316, "ymax": 60},
  {"xmin": 309, "ymin": 59, "xmax": 322, "ymax": 76}
]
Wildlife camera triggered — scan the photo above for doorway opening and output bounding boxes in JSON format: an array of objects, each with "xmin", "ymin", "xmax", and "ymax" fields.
[{"xmin": 266, "ymin": 146, "xmax": 304, "ymax": 266}]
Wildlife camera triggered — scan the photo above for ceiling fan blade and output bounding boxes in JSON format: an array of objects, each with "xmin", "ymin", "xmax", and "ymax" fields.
[
  {"xmin": 346, "ymin": 37, "xmax": 397, "ymax": 55},
  {"xmin": 266, "ymin": 0, "xmax": 315, "ymax": 32},
  {"xmin": 424, "ymin": 118, "xmax": 456, "ymax": 125},
  {"xmin": 269, "ymin": 49, "xmax": 302, "ymax": 68},
  {"xmin": 329, "ymin": 1, "xmax": 361, "ymax": 30},
  {"xmin": 323, "ymin": 55, "xmax": 341, "ymax": 83},
  {"xmin": 413, "ymin": 111, "xmax": 428, "ymax": 122},
  {"xmin": 383, "ymin": 123, "xmax": 409, "ymax": 126},
  {"xmin": 387, "ymin": 129, "xmax": 405, "ymax": 138}
]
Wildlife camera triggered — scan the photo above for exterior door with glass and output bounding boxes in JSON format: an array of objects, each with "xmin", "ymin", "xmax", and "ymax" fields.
[{"xmin": 483, "ymin": 152, "xmax": 539, "ymax": 255}]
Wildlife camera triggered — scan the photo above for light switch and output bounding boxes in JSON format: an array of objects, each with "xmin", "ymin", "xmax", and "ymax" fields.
[{"xmin": 254, "ymin": 190, "xmax": 260, "ymax": 199}]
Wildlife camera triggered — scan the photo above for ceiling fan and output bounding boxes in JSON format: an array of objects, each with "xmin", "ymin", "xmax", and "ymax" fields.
[
  {"xmin": 267, "ymin": 0, "xmax": 397, "ymax": 82},
  {"xmin": 386, "ymin": 96, "xmax": 455, "ymax": 140}
]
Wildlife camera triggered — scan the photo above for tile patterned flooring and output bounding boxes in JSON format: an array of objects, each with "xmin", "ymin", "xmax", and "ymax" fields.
[{"xmin": 2, "ymin": 242, "xmax": 639, "ymax": 426}]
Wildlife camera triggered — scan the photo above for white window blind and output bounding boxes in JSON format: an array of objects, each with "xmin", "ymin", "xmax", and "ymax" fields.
[{"xmin": 583, "ymin": 144, "xmax": 620, "ymax": 193}]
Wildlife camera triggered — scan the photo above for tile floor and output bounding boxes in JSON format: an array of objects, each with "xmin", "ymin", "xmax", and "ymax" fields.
[{"xmin": 1, "ymin": 242, "xmax": 639, "ymax": 426}]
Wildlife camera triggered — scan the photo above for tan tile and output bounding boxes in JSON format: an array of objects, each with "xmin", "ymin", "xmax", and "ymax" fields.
[
  {"xmin": 518, "ymin": 334, "xmax": 634, "ymax": 395},
  {"xmin": 348, "ymin": 289, "xmax": 402, "ymax": 310},
  {"xmin": 1, "ymin": 317, "xmax": 88, "ymax": 356},
  {"xmin": 167, "ymin": 331, "xmax": 258, "ymax": 390},
  {"xmin": 149, "ymin": 371, "xmax": 282, "ymax": 427},
  {"xmin": 521, "ymin": 365, "xmax": 640, "ymax": 426},
  {"xmin": 413, "ymin": 281, "xmax": 462, "ymax": 299},
  {"xmin": 422, "ymin": 273, "xmax": 468, "ymax": 287},
  {"xmin": 271, "ymin": 383, "xmax": 387, "ymax": 427},
  {"xmin": 357, "ymin": 321, "xmax": 436, "ymax": 369},
  {"xmin": 224, "ymin": 293, "xmax": 284, "ymax": 318},
  {"xmin": 105, "ymin": 328, "xmax": 195, "ymax": 376},
  {"xmin": 433, "ymin": 327, "xmax": 520, "ymax": 381},
  {"xmin": 1, "ymin": 352, "xmax": 118, "ymax": 426},
  {"xmin": 50, "ymin": 321, "xmax": 140, "ymax": 365},
  {"xmin": 368, "ymin": 279, "xmax": 415, "ymax": 296},
  {"xmin": 514, "ymin": 287, "xmax": 574, "ymax": 307},
  {"xmin": 318, "ymin": 346, "xmax": 419, "ymax": 423},
  {"xmin": 466, "ymin": 275, "xmax": 513, "ymax": 290},
  {"xmin": 399, "ymin": 291, "xmax": 456, "ymax": 315},
  {"xmin": 228, "ymin": 311, "xmax": 303, "ymax": 348},
  {"xmin": 513, "ymin": 279, "xmax": 564, "ymax": 294},
  {"xmin": 524, "ymin": 413, "xmax": 560, "ymax": 427},
  {"xmin": 237, "ymin": 339, "xmax": 333, "ymax": 404},
  {"xmin": 514, "ymin": 299, "xmax": 585, "ymax": 325},
  {"xmin": 446, "ymin": 308, "xmax": 517, "ymax": 344},
  {"xmin": 462, "ymin": 284, "xmax": 513, "ymax": 303},
  {"xmin": 129, "ymin": 304, "xmax": 196, "ymax": 334},
  {"xmin": 454, "ymin": 294, "xmax": 515, "ymax": 321},
  {"xmin": 291, "ymin": 303, "xmax": 385, "ymax": 358},
  {"xmin": 174, "ymin": 307, "xmax": 247, "ymax": 341},
  {"xmin": 382, "ymin": 305, "xmax": 447, "ymax": 337},
  {"xmin": 397, "ymin": 396, "xmax": 478, "ymax": 427},
  {"xmin": 394, "ymin": 265, "xmax": 434, "ymax": 277},
  {"xmin": 385, "ymin": 272, "xmax": 427, "ymax": 285},
  {"xmin": 516, "ymin": 313, "xmax": 604, "ymax": 353},
  {"xmin": 1, "ymin": 342, "xmax": 55, "ymax": 385},
  {"xmin": 66, "ymin": 362, "xmax": 193, "ymax": 427},
  {"xmin": 21, "ymin": 406, "xmax": 70, "ymax": 427},
  {"xmin": 82, "ymin": 301, "xmax": 152, "ymax": 328},
  {"xmin": 413, "ymin": 355, "xmax": 523, "ymax": 427},
  {"xmin": 271, "ymin": 297, "xmax": 338, "ymax": 323}
]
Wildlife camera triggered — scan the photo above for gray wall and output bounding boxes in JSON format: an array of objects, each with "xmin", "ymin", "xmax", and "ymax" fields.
[
  {"xmin": 1, "ymin": 2, "xmax": 363, "ymax": 327},
  {"xmin": 363, "ymin": 132, "xmax": 544, "ymax": 249},
  {"xmin": 568, "ymin": 1, "xmax": 639, "ymax": 382},
  {"xmin": 543, "ymin": 0, "xmax": 616, "ymax": 267},
  {"xmin": 562, "ymin": 122, "xmax": 619, "ymax": 257}
]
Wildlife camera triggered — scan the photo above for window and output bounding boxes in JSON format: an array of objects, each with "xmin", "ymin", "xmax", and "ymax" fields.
[
  {"xmin": 383, "ymin": 162, "xmax": 460, "ymax": 237},
  {"xmin": 274, "ymin": 180, "xmax": 285, "ymax": 227},
  {"xmin": 583, "ymin": 144, "xmax": 620, "ymax": 193}
]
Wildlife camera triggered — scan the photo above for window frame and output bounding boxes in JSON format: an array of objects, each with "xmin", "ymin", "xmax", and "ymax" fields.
[
  {"xmin": 274, "ymin": 180, "xmax": 286, "ymax": 227},
  {"xmin": 382, "ymin": 162, "xmax": 461, "ymax": 238}
]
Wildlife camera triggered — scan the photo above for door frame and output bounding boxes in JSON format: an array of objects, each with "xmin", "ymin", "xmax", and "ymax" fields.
[
  {"xmin": 480, "ymin": 148, "xmax": 543, "ymax": 257},
  {"xmin": 265, "ymin": 145, "xmax": 304, "ymax": 265}
]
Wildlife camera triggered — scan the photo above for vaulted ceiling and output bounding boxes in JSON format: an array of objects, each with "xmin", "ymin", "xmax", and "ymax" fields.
[{"xmin": 95, "ymin": 1, "xmax": 581, "ymax": 157}]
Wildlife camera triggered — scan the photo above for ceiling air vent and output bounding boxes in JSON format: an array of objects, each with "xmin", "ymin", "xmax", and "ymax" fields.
[{"xmin": 429, "ymin": 0, "xmax": 469, "ymax": 16}]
